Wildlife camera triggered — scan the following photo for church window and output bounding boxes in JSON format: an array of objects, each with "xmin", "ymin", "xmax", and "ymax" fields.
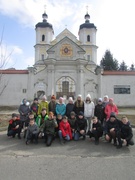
[
  {"xmin": 22, "ymin": 89, "xmax": 27, "ymax": 93},
  {"xmin": 42, "ymin": 35, "xmax": 45, "ymax": 41},
  {"xmin": 87, "ymin": 55, "xmax": 90, "ymax": 61},
  {"xmin": 87, "ymin": 35, "xmax": 90, "ymax": 42},
  {"xmin": 62, "ymin": 81, "xmax": 69, "ymax": 94},
  {"xmin": 41, "ymin": 54, "xmax": 44, "ymax": 60},
  {"xmin": 114, "ymin": 85, "xmax": 130, "ymax": 94}
]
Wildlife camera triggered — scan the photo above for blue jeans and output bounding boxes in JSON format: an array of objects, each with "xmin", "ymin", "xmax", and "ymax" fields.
[
  {"xmin": 58, "ymin": 130, "xmax": 70, "ymax": 140},
  {"xmin": 74, "ymin": 131, "xmax": 85, "ymax": 141},
  {"xmin": 44, "ymin": 133, "xmax": 54, "ymax": 146}
]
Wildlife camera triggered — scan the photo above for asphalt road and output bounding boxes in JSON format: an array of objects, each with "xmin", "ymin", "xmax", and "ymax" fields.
[{"xmin": 0, "ymin": 130, "xmax": 135, "ymax": 180}]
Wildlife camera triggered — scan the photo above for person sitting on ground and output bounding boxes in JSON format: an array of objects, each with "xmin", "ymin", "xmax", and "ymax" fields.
[
  {"xmin": 68, "ymin": 111, "xmax": 76, "ymax": 139},
  {"xmin": 66, "ymin": 97, "xmax": 74, "ymax": 118},
  {"xmin": 88, "ymin": 116, "xmax": 103, "ymax": 145},
  {"xmin": 58, "ymin": 116, "xmax": 72, "ymax": 145},
  {"xmin": 104, "ymin": 112, "xmax": 121, "ymax": 146},
  {"xmin": 25, "ymin": 118, "xmax": 39, "ymax": 145},
  {"xmin": 36, "ymin": 108, "xmax": 48, "ymax": 128},
  {"xmin": 74, "ymin": 111, "xmax": 88, "ymax": 141},
  {"xmin": 30, "ymin": 98, "xmax": 39, "ymax": 119},
  {"xmin": 7, "ymin": 113, "xmax": 21, "ymax": 139},
  {"xmin": 23, "ymin": 112, "xmax": 35, "ymax": 138},
  {"xmin": 104, "ymin": 98, "xmax": 118, "ymax": 121},
  {"xmin": 116, "ymin": 116, "xmax": 134, "ymax": 149},
  {"xmin": 40, "ymin": 112, "xmax": 58, "ymax": 147}
]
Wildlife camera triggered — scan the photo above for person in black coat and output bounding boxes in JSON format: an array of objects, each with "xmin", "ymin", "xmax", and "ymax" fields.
[
  {"xmin": 94, "ymin": 98, "xmax": 105, "ymax": 125},
  {"xmin": 7, "ymin": 113, "xmax": 21, "ymax": 139},
  {"xmin": 66, "ymin": 97, "xmax": 74, "ymax": 118},
  {"xmin": 74, "ymin": 111, "xmax": 88, "ymax": 141},
  {"xmin": 73, "ymin": 95, "xmax": 84, "ymax": 115},
  {"xmin": 88, "ymin": 116, "xmax": 103, "ymax": 145},
  {"xmin": 104, "ymin": 112, "xmax": 121, "ymax": 146},
  {"xmin": 116, "ymin": 116, "xmax": 134, "ymax": 148}
]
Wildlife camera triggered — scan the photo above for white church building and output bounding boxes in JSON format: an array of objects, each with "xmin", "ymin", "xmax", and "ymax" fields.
[{"xmin": 0, "ymin": 11, "xmax": 135, "ymax": 107}]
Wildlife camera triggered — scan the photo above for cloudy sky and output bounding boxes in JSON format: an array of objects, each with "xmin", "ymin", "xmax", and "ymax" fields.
[{"xmin": 0, "ymin": 0, "xmax": 135, "ymax": 69}]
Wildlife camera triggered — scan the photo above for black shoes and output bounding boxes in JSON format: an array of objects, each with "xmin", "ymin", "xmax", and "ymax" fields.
[{"xmin": 95, "ymin": 140, "xmax": 99, "ymax": 145}]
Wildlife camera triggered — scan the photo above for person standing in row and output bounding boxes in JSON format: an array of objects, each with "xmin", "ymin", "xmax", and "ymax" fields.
[
  {"xmin": 48, "ymin": 95, "xmax": 57, "ymax": 116},
  {"xmin": 66, "ymin": 97, "xmax": 74, "ymax": 118},
  {"xmin": 38, "ymin": 95, "xmax": 49, "ymax": 115},
  {"xmin": 73, "ymin": 94, "xmax": 84, "ymax": 115},
  {"xmin": 56, "ymin": 97, "xmax": 66, "ymax": 116},
  {"xmin": 94, "ymin": 98, "xmax": 105, "ymax": 125},
  {"xmin": 84, "ymin": 94, "xmax": 95, "ymax": 130}
]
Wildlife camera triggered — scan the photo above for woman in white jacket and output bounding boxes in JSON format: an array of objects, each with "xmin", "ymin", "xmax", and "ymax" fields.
[{"xmin": 84, "ymin": 94, "xmax": 95, "ymax": 130}]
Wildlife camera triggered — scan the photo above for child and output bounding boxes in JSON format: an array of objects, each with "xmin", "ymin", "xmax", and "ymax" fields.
[
  {"xmin": 74, "ymin": 111, "xmax": 88, "ymax": 141},
  {"xmin": 40, "ymin": 112, "xmax": 58, "ymax": 146},
  {"xmin": 7, "ymin": 113, "xmax": 21, "ymax": 139},
  {"xmin": 116, "ymin": 116, "xmax": 134, "ymax": 148},
  {"xmin": 26, "ymin": 118, "xmax": 39, "ymax": 145},
  {"xmin": 68, "ymin": 111, "xmax": 76, "ymax": 138},
  {"xmin": 30, "ymin": 98, "xmax": 39, "ymax": 118},
  {"xmin": 89, "ymin": 116, "xmax": 103, "ymax": 145},
  {"xmin": 58, "ymin": 116, "xmax": 72, "ymax": 145},
  {"xmin": 36, "ymin": 108, "xmax": 48, "ymax": 127},
  {"xmin": 23, "ymin": 112, "xmax": 35, "ymax": 138}
]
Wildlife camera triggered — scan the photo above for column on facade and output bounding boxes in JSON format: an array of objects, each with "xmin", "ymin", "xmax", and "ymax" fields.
[
  {"xmin": 77, "ymin": 64, "xmax": 84, "ymax": 98},
  {"xmin": 47, "ymin": 64, "xmax": 55, "ymax": 99},
  {"xmin": 27, "ymin": 67, "xmax": 35, "ymax": 101}
]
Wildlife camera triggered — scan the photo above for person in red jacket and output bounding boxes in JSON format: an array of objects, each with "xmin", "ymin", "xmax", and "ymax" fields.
[
  {"xmin": 7, "ymin": 113, "xmax": 21, "ymax": 139},
  {"xmin": 104, "ymin": 98, "xmax": 118, "ymax": 121},
  {"xmin": 58, "ymin": 116, "xmax": 72, "ymax": 145}
]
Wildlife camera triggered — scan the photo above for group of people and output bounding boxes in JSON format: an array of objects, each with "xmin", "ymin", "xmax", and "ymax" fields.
[{"xmin": 7, "ymin": 94, "xmax": 134, "ymax": 148}]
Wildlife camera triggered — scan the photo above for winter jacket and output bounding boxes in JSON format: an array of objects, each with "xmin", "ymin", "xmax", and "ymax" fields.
[
  {"xmin": 48, "ymin": 101, "xmax": 56, "ymax": 115},
  {"xmin": 56, "ymin": 103, "xmax": 66, "ymax": 116},
  {"xmin": 75, "ymin": 117, "xmax": 88, "ymax": 133},
  {"xmin": 38, "ymin": 101, "xmax": 49, "ymax": 115},
  {"xmin": 120, "ymin": 123, "xmax": 133, "ymax": 142},
  {"xmin": 8, "ymin": 118, "xmax": 21, "ymax": 132},
  {"xmin": 84, "ymin": 101, "xmax": 95, "ymax": 117},
  {"xmin": 66, "ymin": 103, "xmax": 74, "ymax": 118},
  {"xmin": 73, "ymin": 100, "xmax": 84, "ymax": 115},
  {"xmin": 30, "ymin": 103, "xmax": 39, "ymax": 117},
  {"xmin": 41, "ymin": 118, "xmax": 57, "ymax": 135},
  {"xmin": 104, "ymin": 118, "xmax": 122, "ymax": 135},
  {"xmin": 92, "ymin": 122, "xmax": 103, "ymax": 134},
  {"xmin": 59, "ymin": 121, "xmax": 72, "ymax": 139},
  {"xmin": 36, "ymin": 114, "xmax": 48, "ymax": 127},
  {"xmin": 26, "ymin": 123, "xmax": 39, "ymax": 138},
  {"xmin": 104, "ymin": 104, "xmax": 118, "ymax": 120},
  {"xmin": 68, "ymin": 117, "xmax": 76, "ymax": 130},
  {"xmin": 94, "ymin": 104, "xmax": 105, "ymax": 122},
  {"xmin": 18, "ymin": 104, "xmax": 30, "ymax": 121}
]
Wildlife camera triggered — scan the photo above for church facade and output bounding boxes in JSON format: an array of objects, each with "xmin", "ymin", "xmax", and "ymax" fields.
[{"xmin": 0, "ymin": 11, "xmax": 135, "ymax": 107}]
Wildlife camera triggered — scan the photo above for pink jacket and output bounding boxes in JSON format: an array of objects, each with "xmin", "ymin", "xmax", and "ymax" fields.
[{"xmin": 104, "ymin": 104, "xmax": 118, "ymax": 120}]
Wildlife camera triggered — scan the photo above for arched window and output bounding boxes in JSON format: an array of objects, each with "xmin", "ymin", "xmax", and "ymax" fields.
[
  {"xmin": 42, "ymin": 35, "xmax": 45, "ymax": 41},
  {"xmin": 87, "ymin": 35, "xmax": 90, "ymax": 42}
]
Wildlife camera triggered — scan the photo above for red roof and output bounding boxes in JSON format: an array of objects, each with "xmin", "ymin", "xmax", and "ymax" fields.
[
  {"xmin": 103, "ymin": 71, "xmax": 135, "ymax": 75},
  {"xmin": 0, "ymin": 69, "xmax": 29, "ymax": 74}
]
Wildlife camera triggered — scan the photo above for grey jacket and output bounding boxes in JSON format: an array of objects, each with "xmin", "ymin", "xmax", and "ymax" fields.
[{"xmin": 26, "ymin": 123, "xmax": 39, "ymax": 138}]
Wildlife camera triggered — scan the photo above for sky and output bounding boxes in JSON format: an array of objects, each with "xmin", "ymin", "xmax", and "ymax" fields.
[{"xmin": 0, "ymin": 0, "xmax": 135, "ymax": 69}]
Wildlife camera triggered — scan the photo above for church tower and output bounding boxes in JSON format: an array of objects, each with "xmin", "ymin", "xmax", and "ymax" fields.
[
  {"xmin": 34, "ymin": 9, "xmax": 54, "ymax": 63},
  {"xmin": 78, "ymin": 9, "xmax": 98, "ymax": 64}
]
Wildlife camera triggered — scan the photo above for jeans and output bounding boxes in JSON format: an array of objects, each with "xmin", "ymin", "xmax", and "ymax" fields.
[
  {"xmin": 74, "ymin": 131, "xmax": 85, "ymax": 141},
  {"xmin": 7, "ymin": 129, "xmax": 21, "ymax": 137},
  {"xmin": 44, "ymin": 133, "xmax": 54, "ymax": 146},
  {"xmin": 58, "ymin": 130, "xmax": 70, "ymax": 140},
  {"xmin": 26, "ymin": 133, "xmax": 38, "ymax": 142}
]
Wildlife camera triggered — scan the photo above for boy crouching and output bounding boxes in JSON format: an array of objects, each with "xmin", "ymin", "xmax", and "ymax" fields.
[
  {"xmin": 7, "ymin": 113, "xmax": 21, "ymax": 139},
  {"xmin": 25, "ymin": 118, "xmax": 39, "ymax": 145}
]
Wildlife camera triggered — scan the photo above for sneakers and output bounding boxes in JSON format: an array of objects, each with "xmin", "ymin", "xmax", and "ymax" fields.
[
  {"xmin": 26, "ymin": 140, "xmax": 30, "ymax": 145},
  {"xmin": 116, "ymin": 145, "xmax": 122, "ymax": 149},
  {"xmin": 82, "ymin": 136, "xmax": 86, "ymax": 140}
]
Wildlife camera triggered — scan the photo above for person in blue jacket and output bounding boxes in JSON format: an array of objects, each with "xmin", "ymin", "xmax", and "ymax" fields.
[{"xmin": 56, "ymin": 97, "xmax": 66, "ymax": 116}]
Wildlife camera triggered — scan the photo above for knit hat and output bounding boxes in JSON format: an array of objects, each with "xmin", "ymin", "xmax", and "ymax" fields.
[
  {"xmin": 98, "ymin": 98, "xmax": 102, "ymax": 102},
  {"xmin": 109, "ymin": 98, "xmax": 114, "ymax": 102},
  {"xmin": 68, "ymin": 97, "xmax": 73, "ymax": 102},
  {"xmin": 42, "ymin": 95, "xmax": 46, "ymax": 100},
  {"xmin": 86, "ymin": 94, "xmax": 91, "ymax": 99},
  {"xmin": 59, "ymin": 97, "xmax": 63, "ymax": 100},
  {"xmin": 110, "ymin": 112, "xmax": 116, "ymax": 118},
  {"xmin": 34, "ymin": 98, "xmax": 38, "ymax": 101},
  {"xmin": 51, "ymin": 95, "xmax": 56, "ymax": 100},
  {"xmin": 70, "ymin": 111, "xmax": 76, "ymax": 116},
  {"xmin": 78, "ymin": 111, "xmax": 84, "ymax": 116},
  {"xmin": 77, "ymin": 94, "xmax": 82, "ymax": 98},
  {"xmin": 104, "ymin": 95, "xmax": 109, "ymax": 99},
  {"xmin": 12, "ymin": 113, "xmax": 18, "ymax": 118}
]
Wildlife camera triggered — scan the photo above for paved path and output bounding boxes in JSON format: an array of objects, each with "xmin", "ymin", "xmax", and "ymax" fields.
[{"xmin": 0, "ymin": 130, "xmax": 135, "ymax": 180}]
